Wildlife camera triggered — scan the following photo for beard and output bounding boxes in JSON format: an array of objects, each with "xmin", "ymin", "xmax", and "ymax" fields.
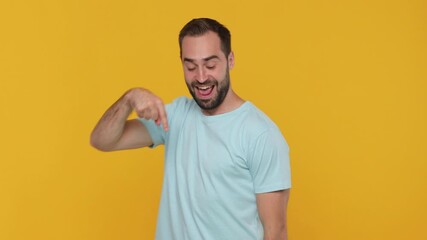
[{"xmin": 186, "ymin": 70, "xmax": 230, "ymax": 110}]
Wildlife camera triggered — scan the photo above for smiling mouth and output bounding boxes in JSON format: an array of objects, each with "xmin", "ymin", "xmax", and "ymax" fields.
[{"xmin": 195, "ymin": 85, "xmax": 215, "ymax": 99}]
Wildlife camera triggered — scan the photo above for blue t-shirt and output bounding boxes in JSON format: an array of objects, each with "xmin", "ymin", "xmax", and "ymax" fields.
[{"xmin": 139, "ymin": 97, "xmax": 291, "ymax": 240}]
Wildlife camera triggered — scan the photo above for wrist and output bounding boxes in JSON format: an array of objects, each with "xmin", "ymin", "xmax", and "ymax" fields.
[{"xmin": 122, "ymin": 88, "xmax": 140, "ymax": 112}]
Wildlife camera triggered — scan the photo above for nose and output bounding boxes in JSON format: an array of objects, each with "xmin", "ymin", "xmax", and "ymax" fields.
[{"xmin": 196, "ymin": 68, "xmax": 208, "ymax": 83}]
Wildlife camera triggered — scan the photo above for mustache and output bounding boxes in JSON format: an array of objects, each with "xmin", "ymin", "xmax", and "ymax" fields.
[{"xmin": 191, "ymin": 79, "xmax": 218, "ymax": 88}]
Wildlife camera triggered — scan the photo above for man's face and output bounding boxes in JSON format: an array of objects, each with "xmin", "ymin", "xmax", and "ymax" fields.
[{"xmin": 181, "ymin": 31, "xmax": 234, "ymax": 110}]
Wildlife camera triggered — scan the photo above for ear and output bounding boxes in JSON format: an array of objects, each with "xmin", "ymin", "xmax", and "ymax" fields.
[{"xmin": 228, "ymin": 51, "xmax": 235, "ymax": 69}]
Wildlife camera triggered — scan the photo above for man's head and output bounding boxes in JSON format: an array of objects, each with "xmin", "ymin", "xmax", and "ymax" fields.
[
  {"xmin": 179, "ymin": 18, "xmax": 234, "ymax": 112},
  {"xmin": 179, "ymin": 18, "xmax": 231, "ymax": 58}
]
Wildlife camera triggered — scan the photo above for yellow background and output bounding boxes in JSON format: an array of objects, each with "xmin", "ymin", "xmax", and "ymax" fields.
[{"xmin": 1, "ymin": 0, "xmax": 426, "ymax": 239}]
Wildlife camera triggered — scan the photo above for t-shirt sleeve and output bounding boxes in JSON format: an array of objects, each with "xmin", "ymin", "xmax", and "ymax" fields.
[
  {"xmin": 137, "ymin": 101, "xmax": 176, "ymax": 148},
  {"xmin": 138, "ymin": 117, "xmax": 164, "ymax": 148},
  {"xmin": 247, "ymin": 128, "xmax": 292, "ymax": 194}
]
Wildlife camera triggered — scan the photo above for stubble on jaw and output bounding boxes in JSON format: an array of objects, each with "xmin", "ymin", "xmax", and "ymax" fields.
[{"xmin": 186, "ymin": 69, "xmax": 230, "ymax": 110}]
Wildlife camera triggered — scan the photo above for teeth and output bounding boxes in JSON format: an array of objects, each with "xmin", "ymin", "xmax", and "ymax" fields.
[{"xmin": 198, "ymin": 86, "xmax": 211, "ymax": 90}]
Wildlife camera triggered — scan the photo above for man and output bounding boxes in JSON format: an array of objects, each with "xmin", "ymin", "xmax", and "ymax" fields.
[{"xmin": 91, "ymin": 18, "xmax": 291, "ymax": 240}]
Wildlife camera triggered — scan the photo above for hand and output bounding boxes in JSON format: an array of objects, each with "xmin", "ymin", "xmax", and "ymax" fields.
[{"xmin": 126, "ymin": 88, "xmax": 169, "ymax": 131}]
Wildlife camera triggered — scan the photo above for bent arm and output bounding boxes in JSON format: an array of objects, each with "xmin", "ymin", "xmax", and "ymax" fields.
[
  {"xmin": 256, "ymin": 189, "xmax": 290, "ymax": 240},
  {"xmin": 90, "ymin": 88, "xmax": 166, "ymax": 151}
]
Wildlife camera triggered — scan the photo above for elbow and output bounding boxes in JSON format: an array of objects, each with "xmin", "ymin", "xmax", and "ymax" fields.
[
  {"xmin": 263, "ymin": 223, "xmax": 287, "ymax": 240},
  {"xmin": 90, "ymin": 141, "xmax": 108, "ymax": 152},
  {"xmin": 279, "ymin": 224, "xmax": 288, "ymax": 240},
  {"xmin": 90, "ymin": 133, "xmax": 114, "ymax": 152},
  {"xmin": 275, "ymin": 222, "xmax": 287, "ymax": 240}
]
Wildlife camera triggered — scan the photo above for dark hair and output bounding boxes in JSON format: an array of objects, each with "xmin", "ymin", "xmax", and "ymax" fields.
[{"xmin": 179, "ymin": 18, "xmax": 231, "ymax": 58}]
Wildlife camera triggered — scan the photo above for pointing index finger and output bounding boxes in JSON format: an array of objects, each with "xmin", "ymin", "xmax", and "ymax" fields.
[{"xmin": 157, "ymin": 103, "xmax": 169, "ymax": 131}]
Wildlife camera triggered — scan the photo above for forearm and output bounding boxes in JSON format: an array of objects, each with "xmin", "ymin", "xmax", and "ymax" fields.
[{"xmin": 90, "ymin": 91, "xmax": 133, "ymax": 151}]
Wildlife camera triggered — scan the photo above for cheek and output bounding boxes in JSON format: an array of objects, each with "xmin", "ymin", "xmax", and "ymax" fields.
[
  {"xmin": 183, "ymin": 70, "xmax": 192, "ymax": 80},
  {"xmin": 184, "ymin": 73, "xmax": 194, "ymax": 85},
  {"xmin": 213, "ymin": 67, "xmax": 227, "ymax": 79}
]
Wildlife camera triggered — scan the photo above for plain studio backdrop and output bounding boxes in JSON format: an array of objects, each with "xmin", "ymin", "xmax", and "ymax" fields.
[{"xmin": 0, "ymin": 0, "xmax": 426, "ymax": 239}]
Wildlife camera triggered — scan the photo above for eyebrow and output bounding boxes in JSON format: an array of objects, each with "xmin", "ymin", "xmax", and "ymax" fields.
[{"xmin": 183, "ymin": 55, "xmax": 220, "ymax": 63}]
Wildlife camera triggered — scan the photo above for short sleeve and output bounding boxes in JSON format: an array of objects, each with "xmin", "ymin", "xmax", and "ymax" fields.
[
  {"xmin": 138, "ymin": 118, "xmax": 164, "ymax": 148},
  {"xmin": 247, "ymin": 129, "xmax": 291, "ymax": 194},
  {"xmin": 137, "ymin": 101, "xmax": 177, "ymax": 148}
]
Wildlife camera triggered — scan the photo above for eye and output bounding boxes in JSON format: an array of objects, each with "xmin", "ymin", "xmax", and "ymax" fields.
[
  {"xmin": 206, "ymin": 65, "xmax": 216, "ymax": 70},
  {"xmin": 185, "ymin": 64, "xmax": 196, "ymax": 71}
]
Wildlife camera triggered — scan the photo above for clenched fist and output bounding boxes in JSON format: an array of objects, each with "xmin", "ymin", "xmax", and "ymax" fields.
[{"xmin": 125, "ymin": 88, "xmax": 169, "ymax": 131}]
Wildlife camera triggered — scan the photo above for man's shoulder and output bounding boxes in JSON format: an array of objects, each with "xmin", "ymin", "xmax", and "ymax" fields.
[
  {"xmin": 164, "ymin": 96, "xmax": 198, "ymax": 125},
  {"xmin": 236, "ymin": 103, "xmax": 289, "ymax": 158},
  {"xmin": 167, "ymin": 96, "xmax": 196, "ymax": 112},
  {"xmin": 244, "ymin": 102, "xmax": 279, "ymax": 130},
  {"xmin": 232, "ymin": 102, "xmax": 284, "ymax": 143},
  {"xmin": 170, "ymin": 96, "xmax": 193, "ymax": 106}
]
